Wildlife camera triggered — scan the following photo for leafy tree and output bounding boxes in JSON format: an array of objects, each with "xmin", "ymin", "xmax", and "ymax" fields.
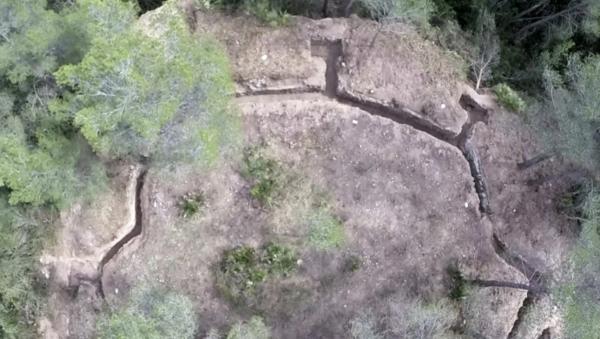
[
  {"xmin": 558, "ymin": 188, "xmax": 600, "ymax": 338},
  {"xmin": 0, "ymin": 0, "xmax": 61, "ymax": 85},
  {"xmin": 0, "ymin": 117, "xmax": 105, "ymax": 206},
  {"xmin": 538, "ymin": 54, "xmax": 600, "ymax": 171},
  {"xmin": 507, "ymin": 0, "xmax": 600, "ymax": 43},
  {"xmin": 97, "ymin": 286, "xmax": 197, "ymax": 339},
  {"xmin": 0, "ymin": 0, "xmax": 140, "ymax": 206},
  {"xmin": 55, "ymin": 1, "xmax": 237, "ymax": 164},
  {"xmin": 0, "ymin": 196, "xmax": 51, "ymax": 339}
]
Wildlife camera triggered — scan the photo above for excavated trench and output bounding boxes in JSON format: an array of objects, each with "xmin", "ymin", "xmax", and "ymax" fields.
[
  {"xmin": 67, "ymin": 167, "xmax": 147, "ymax": 299},
  {"xmin": 74, "ymin": 29, "xmax": 542, "ymax": 335},
  {"xmin": 312, "ymin": 38, "xmax": 491, "ymax": 212},
  {"xmin": 95, "ymin": 168, "xmax": 147, "ymax": 298},
  {"xmin": 493, "ymin": 231, "xmax": 549, "ymax": 338},
  {"xmin": 241, "ymin": 38, "xmax": 547, "ymax": 338}
]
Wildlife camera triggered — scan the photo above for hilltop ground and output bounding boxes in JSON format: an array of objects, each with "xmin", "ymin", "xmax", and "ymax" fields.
[{"xmin": 39, "ymin": 4, "xmax": 574, "ymax": 339}]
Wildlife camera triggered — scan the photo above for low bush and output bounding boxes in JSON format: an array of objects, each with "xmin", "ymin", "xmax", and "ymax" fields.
[
  {"xmin": 178, "ymin": 192, "xmax": 205, "ymax": 218},
  {"xmin": 350, "ymin": 313, "xmax": 383, "ymax": 339},
  {"xmin": 307, "ymin": 208, "xmax": 345, "ymax": 250},
  {"xmin": 226, "ymin": 316, "xmax": 271, "ymax": 339},
  {"xmin": 447, "ymin": 264, "xmax": 468, "ymax": 300},
  {"xmin": 494, "ymin": 83, "xmax": 527, "ymax": 113},
  {"xmin": 387, "ymin": 296, "xmax": 456, "ymax": 337},
  {"xmin": 216, "ymin": 243, "xmax": 297, "ymax": 305},
  {"xmin": 241, "ymin": 147, "xmax": 284, "ymax": 206},
  {"xmin": 96, "ymin": 286, "xmax": 197, "ymax": 339}
]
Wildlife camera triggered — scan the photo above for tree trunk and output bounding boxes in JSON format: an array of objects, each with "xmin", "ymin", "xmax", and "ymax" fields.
[{"xmin": 344, "ymin": 0, "xmax": 355, "ymax": 17}]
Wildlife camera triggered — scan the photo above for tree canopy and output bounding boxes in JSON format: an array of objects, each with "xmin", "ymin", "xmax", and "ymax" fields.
[
  {"xmin": 0, "ymin": 0, "xmax": 237, "ymax": 206},
  {"xmin": 0, "ymin": 1, "xmax": 237, "ymax": 336}
]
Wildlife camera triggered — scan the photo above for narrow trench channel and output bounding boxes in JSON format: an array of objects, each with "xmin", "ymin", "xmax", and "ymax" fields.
[
  {"xmin": 94, "ymin": 167, "xmax": 147, "ymax": 298},
  {"xmin": 507, "ymin": 291, "xmax": 535, "ymax": 338},
  {"xmin": 309, "ymin": 38, "xmax": 544, "ymax": 337},
  {"xmin": 311, "ymin": 38, "xmax": 492, "ymax": 213},
  {"xmin": 493, "ymin": 232, "xmax": 547, "ymax": 338}
]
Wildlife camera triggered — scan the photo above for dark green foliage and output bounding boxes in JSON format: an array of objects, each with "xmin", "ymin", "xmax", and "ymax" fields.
[
  {"xmin": 178, "ymin": 192, "xmax": 205, "ymax": 218},
  {"xmin": 216, "ymin": 243, "xmax": 297, "ymax": 305},
  {"xmin": 0, "ymin": 196, "xmax": 52, "ymax": 338},
  {"xmin": 97, "ymin": 285, "xmax": 197, "ymax": 339},
  {"xmin": 136, "ymin": 0, "xmax": 166, "ymax": 13},
  {"xmin": 447, "ymin": 265, "xmax": 467, "ymax": 300},
  {"xmin": 242, "ymin": 147, "xmax": 283, "ymax": 206}
]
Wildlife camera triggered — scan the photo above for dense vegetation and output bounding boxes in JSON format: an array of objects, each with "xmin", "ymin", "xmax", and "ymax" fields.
[{"xmin": 0, "ymin": 0, "xmax": 237, "ymax": 337}]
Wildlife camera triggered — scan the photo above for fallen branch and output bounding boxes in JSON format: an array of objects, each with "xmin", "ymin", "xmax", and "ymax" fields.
[
  {"xmin": 472, "ymin": 279, "xmax": 548, "ymax": 294},
  {"xmin": 517, "ymin": 153, "xmax": 553, "ymax": 170}
]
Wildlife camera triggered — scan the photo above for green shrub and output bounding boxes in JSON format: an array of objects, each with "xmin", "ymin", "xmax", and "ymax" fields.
[
  {"xmin": 216, "ymin": 243, "xmax": 297, "ymax": 305},
  {"xmin": 447, "ymin": 265, "xmax": 468, "ymax": 300},
  {"xmin": 226, "ymin": 316, "xmax": 271, "ymax": 339},
  {"xmin": 178, "ymin": 192, "xmax": 205, "ymax": 218},
  {"xmin": 242, "ymin": 147, "xmax": 283, "ymax": 206},
  {"xmin": 493, "ymin": 83, "xmax": 527, "ymax": 113},
  {"xmin": 260, "ymin": 243, "xmax": 297, "ymax": 275},
  {"xmin": 307, "ymin": 209, "xmax": 344, "ymax": 250},
  {"xmin": 97, "ymin": 286, "xmax": 197, "ymax": 339}
]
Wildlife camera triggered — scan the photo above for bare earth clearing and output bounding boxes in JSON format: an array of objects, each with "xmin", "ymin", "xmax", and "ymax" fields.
[{"xmin": 40, "ymin": 4, "xmax": 574, "ymax": 339}]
